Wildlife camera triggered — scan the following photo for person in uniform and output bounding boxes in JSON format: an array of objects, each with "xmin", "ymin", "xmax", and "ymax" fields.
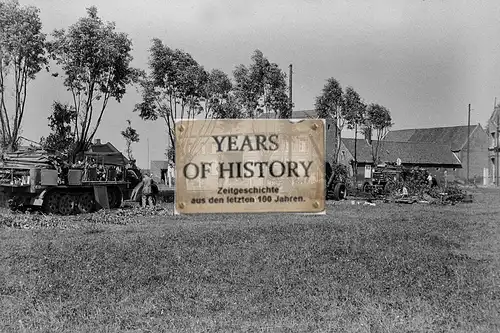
[
  {"xmin": 150, "ymin": 173, "xmax": 158, "ymax": 205},
  {"xmin": 142, "ymin": 173, "xmax": 154, "ymax": 208}
]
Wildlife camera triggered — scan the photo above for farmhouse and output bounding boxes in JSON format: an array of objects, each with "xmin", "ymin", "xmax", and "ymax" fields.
[
  {"xmin": 384, "ymin": 125, "xmax": 488, "ymax": 184},
  {"xmin": 341, "ymin": 138, "xmax": 462, "ymax": 185},
  {"xmin": 86, "ymin": 139, "xmax": 129, "ymax": 166},
  {"xmin": 486, "ymin": 105, "xmax": 500, "ymax": 185},
  {"xmin": 261, "ymin": 110, "xmax": 469, "ymax": 186}
]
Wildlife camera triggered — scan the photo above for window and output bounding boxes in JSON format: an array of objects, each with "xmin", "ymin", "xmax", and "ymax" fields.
[
  {"xmin": 364, "ymin": 165, "xmax": 372, "ymax": 179},
  {"xmin": 327, "ymin": 124, "xmax": 331, "ymax": 130}
]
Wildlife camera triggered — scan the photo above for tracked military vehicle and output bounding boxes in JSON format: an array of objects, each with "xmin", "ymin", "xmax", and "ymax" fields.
[{"xmin": 0, "ymin": 149, "xmax": 140, "ymax": 215}]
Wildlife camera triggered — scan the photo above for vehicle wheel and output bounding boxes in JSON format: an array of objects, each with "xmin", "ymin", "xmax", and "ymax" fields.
[
  {"xmin": 333, "ymin": 182, "xmax": 346, "ymax": 200},
  {"xmin": 108, "ymin": 189, "xmax": 116, "ymax": 208},
  {"xmin": 59, "ymin": 193, "xmax": 75, "ymax": 215},
  {"xmin": 107, "ymin": 187, "xmax": 118, "ymax": 208},
  {"xmin": 43, "ymin": 191, "xmax": 61, "ymax": 214},
  {"xmin": 384, "ymin": 180, "xmax": 396, "ymax": 194},
  {"xmin": 7, "ymin": 198, "xmax": 17, "ymax": 211},
  {"xmin": 77, "ymin": 192, "xmax": 95, "ymax": 214}
]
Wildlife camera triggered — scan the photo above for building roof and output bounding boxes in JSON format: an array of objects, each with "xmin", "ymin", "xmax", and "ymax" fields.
[
  {"xmin": 89, "ymin": 141, "xmax": 120, "ymax": 153},
  {"xmin": 384, "ymin": 125, "xmax": 482, "ymax": 151},
  {"xmin": 342, "ymin": 138, "xmax": 462, "ymax": 167},
  {"xmin": 87, "ymin": 141, "xmax": 129, "ymax": 165},
  {"xmin": 488, "ymin": 106, "xmax": 500, "ymax": 133}
]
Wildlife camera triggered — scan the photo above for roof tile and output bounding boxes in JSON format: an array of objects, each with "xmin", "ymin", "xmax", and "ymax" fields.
[
  {"xmin": 342, "ymin": 138, "xmax": 462, "ymax": 167},
  {"xmin": 385, "ymin": 125, "xmax": 481, "ymax": 151}
]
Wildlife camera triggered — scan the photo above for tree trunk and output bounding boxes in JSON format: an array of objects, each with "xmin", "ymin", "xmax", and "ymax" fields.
[
  {"xmin": 354, "ymin": 123, "xmax": 358, "ymax": 188},
  {"xmin": 71, "ymin": 140, "xmax": 89, "ymax": 163},
  {"xmin": 8, "ymin": 140, "xmax": 17, "ymax": 153}
]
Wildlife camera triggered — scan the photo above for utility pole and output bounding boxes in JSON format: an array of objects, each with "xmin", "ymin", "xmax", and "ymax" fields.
[
  {"xmin": 288, "ymin": 64, "xmax": 293, "ymax": 193},
  {"xmin": 288, "ymin": 64, "xmax": 293, "ymax": 115},
  {"xmin": 147, "ymin": 137, "xmax": 150, "ymax": 171},
  {"xmin": 467, "ymin": 104, "xmax": 471, "ymax": 185},
  {"xmin": 354, "ymin": 123, "xmax": 358, "ymax": 188},
  {"xmin": 496, "ymin": 105, "xmax": 499, "ymax": 186}
]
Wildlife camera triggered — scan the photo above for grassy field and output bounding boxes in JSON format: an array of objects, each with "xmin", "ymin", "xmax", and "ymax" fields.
[{"xmin": 1, "ymin": 188, "xmax": 499, "ymax": 332}]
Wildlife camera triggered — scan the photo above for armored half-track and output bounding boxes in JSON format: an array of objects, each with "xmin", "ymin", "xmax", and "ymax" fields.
[{"xmin": 0, "ymin": 150, "xmax": 140, "ymax": 215}]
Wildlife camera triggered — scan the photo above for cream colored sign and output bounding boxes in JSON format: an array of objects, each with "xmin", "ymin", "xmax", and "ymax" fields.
[{"xmin": 175, "ymin": 119, "xmax": 325, "ymax": 214}]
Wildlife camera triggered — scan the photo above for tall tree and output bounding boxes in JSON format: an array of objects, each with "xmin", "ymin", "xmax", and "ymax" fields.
[
  {"xmin": 40, "ymin": 101, "xmax": 76, "ymax": 156},
  {"xmin": 0, "ymin": 0, "xmax": 47, "ymax": 151},
  {"xmin": 343, "ymin": 86, "xmax": 366, "ymax": 131},
  {"xmin": 121, "ymin": 119, "xmax": 139, "ymax": 161},
  {"xmin": 210, "ymin": 93, "xmax": 242, "ymax": 119},
  {"xmin": 343, "ymin": 86, "xmax": 366, "ymax": 178},
  {"xmin": 204, "ymin": 68, "xmax": 241, "ymax": 119},
  {"xmin": 233, "ymin": 50, "xmax": 290, "ymax": 119},
  {"xmin": 47, "ymin": 6, "xmax": 138, "ymax": 160},
  {"xmin": 364, "ymin": 103, "xmax": 392, "ymax": 163},
  {"xmin": 135, "ymin": 39, "xmax": 236, "ymax": 165},
  {"xmin": 315, "ymin": 77, "xmax": 344, "ymax": 163},
  {"xmin": 134, "ymin": 38, "xmax": 209, "ymax": 164}
]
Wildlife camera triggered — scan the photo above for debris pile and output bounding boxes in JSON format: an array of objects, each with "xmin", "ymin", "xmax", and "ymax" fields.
[
  {"xmin": 387, "ymin": 183, "xmax": 469, "ymax": 205},
  {"xmin": 368, "ymin": 167, "xmax": 471, "ymax": 205},
  {"xmin": 426, "ymin": 186, "xmax": 469, "ymax": 205}
]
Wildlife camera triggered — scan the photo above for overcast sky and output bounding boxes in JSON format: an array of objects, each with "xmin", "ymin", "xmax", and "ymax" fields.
[{"xmin": 15, "ymin": 0, "xmax": 500, "ymax": 168}]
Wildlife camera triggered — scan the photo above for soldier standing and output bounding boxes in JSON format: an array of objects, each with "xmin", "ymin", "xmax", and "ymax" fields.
[{"xmin": 142, "ymin": 173, "xmax": 154, "ymax": 208}]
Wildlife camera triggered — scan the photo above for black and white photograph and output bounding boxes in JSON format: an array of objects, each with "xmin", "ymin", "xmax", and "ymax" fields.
[{"xmin": 0, "ymin": 0, "xmax": 499, "ymax": 331}]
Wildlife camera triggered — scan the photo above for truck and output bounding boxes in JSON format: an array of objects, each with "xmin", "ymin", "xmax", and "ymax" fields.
[{"xmin": 0, "ymin": 149, "xmax": 141, "ymax": 214}]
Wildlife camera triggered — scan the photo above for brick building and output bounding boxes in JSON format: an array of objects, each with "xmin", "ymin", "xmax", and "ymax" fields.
[
  {"xmin": 341, "ymin": 138, "xmax": 462, "ymax": 185},
  {"xmin": 260, "ymin": 111, "xmax": 484, "ymax": 185},
  {"xmin": 86, "ymin": 139, "xmax": 129, "ymax": 166},
  {"xmin": 486, "ymin": 105, "xmax": 500, "ymax": 185},
  {"xmin": 384, "ymin": 125, "xmax": 488, "ymax": 183}
]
